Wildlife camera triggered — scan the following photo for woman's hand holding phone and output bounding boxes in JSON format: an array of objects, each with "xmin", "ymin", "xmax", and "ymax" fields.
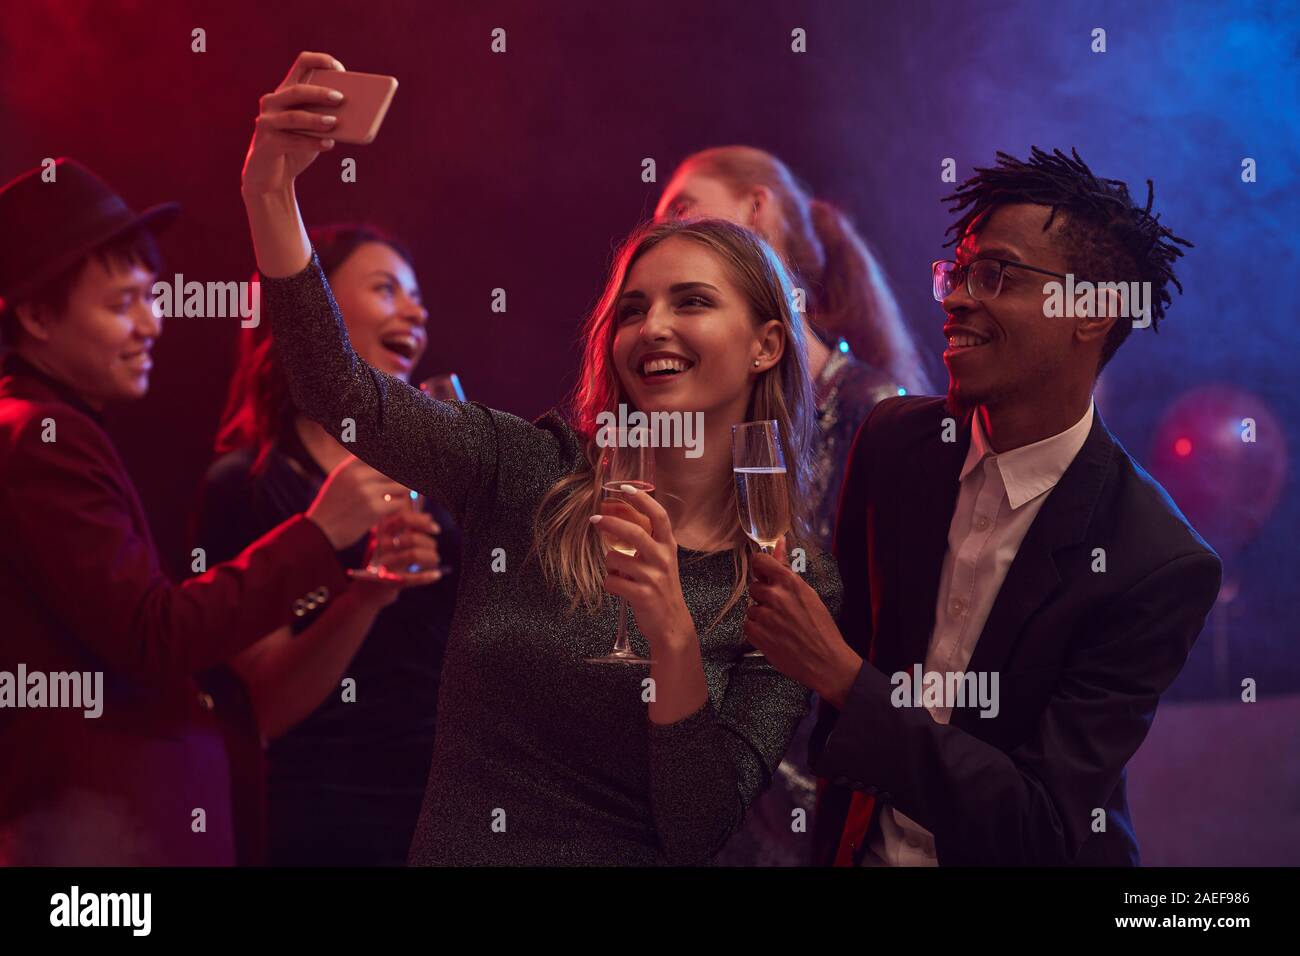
[
  {"xmin": 240, "ymin": 51, "xmax": 346, "ymax": 277},
  {"xmin": 242, "ymin": 51, "xmax": 345, "ymax": 196}
]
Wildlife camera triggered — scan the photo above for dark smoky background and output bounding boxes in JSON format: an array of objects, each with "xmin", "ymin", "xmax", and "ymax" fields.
[{"xmin": 1, "ymin": 0, "xmax": 1295, "ymax": 720}]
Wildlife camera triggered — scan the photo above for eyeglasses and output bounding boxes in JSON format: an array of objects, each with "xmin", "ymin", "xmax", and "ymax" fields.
[{"xmin": 931, "ymin": 258, "xmax": 1071, "ymax": 302}]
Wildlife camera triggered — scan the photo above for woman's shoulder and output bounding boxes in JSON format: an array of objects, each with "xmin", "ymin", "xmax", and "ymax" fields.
[
  {"xmin": 201, "ymin": 443, "xmax": 301, "ymax": 504},
  {"xmin": 203, "ymin": 446, "xmax": 259, "ymax": 492},
  {"xmin": 480, "ymin": 404, "xmax": 589, "ymax": 477}
]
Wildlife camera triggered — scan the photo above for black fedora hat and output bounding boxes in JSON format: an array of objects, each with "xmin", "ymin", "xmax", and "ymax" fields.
[{"xmin": 0, "ymin": 157, "xmax": 179, "ymax": 310}]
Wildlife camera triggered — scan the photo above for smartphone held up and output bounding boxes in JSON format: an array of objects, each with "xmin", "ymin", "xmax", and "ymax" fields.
[{"xmin": 304, "ymin": 69, "xmax": 398, "ymax": 144}]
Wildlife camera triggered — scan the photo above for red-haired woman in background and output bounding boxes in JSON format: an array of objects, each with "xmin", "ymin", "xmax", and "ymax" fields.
[
  {"xmin": 193, "ymin": 224, "xmax": 458, "ymax": 865},
  {"xmin": 656, "ymin": 146, "xmax": 933, "ymax": 865},
  {"xmin": 658, "ymin": 145, "xmax": 934, "ymax": 545}
]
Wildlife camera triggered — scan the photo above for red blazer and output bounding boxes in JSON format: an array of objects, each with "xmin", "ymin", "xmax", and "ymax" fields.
[{"xmin": 0, "ymin": 354, "xmax": 348, "ymax": 865}]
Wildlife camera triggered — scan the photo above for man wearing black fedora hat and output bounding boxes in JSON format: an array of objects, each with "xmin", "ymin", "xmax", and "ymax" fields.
[{"xmin": 0, "ymin": 158, "xmax": 410, "ymax": 864}]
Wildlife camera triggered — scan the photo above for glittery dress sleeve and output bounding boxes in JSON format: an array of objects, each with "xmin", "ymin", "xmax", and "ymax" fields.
[
  {"xmin": 647, "ymin": 548, "xmax": 844, "ymax": 864},
  {"xmin": 262, "ymin": 251, "xmax": 561, "ymax": 531}
]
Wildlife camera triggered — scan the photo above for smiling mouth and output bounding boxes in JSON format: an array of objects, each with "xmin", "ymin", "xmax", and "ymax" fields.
[
  {"xmin": 945, "ymin": 331, "xmax": 992, "ymax": 353},
  {"xmin": 380, "ymin": 333, "xmax": 420, "ymax": 362},
  {"xmin": 639, "ymin": 356, "xmax": 694, "ymax": 379}
]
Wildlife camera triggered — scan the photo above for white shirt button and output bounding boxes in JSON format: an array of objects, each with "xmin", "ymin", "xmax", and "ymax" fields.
[
  {"xmin": 950, "ymin": 599, "xmax": 966, "ymax": 617},
  {"xmin": 974, "ymin": 515, "xmax": 991, "ymax": 531}
]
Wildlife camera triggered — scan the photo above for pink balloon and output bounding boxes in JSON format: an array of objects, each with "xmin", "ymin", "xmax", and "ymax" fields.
[{"xmin": 1148, "ymin": 386, "xmax": 1287, "ymax": 559}]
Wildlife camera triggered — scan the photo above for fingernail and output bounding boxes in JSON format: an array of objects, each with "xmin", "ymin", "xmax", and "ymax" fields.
[
  {"xmin": 619, "ymin": 484, "xmax": 638, "ymax": 494},
  {"xmin": 328, "ymin": 90, "xmax": 344, "ymax": 102},
  {"xmin": 321, "ymin": 115, "xmax": 338, "ymax": 126},
  {"xmin": 321, "ymin": 138, "xmax": 335, "ymax": 149},
  {"xmin": 589, "ymin": 515, "xmax": 603, "ymax": 523}
]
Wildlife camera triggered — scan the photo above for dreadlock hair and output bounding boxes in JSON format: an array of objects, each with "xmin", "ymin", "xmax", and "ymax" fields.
[{"xmin": 942, "ymin": 147, "xmax": 1192, "ymax": 372}]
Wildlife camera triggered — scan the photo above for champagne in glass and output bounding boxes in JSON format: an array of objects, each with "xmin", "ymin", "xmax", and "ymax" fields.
[
  {"xmin": 735, "ymin": 466, "xmax": 791, "ymax": 552},
  {"xmin": 350, "ymin": 487, "xmax": 425, "ymax": 581},
  {"xmin": 732, "ymin": 420, "xmax": 790, "ymax": 658},
  {"xmin": 587, "ymin": 425, "xmax": 655, "ymax": 665},
  {"xmin": 601, "ymin": 479, "xmax": 656, "ymax": 555}
]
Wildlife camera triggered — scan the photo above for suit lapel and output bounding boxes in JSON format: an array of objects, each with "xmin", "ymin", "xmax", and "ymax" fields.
[
  {"xmin": 958, "ymin": 410, "xmax": 1117, "ymax": 704},
  {"xmin": 887, "ymin": 403, "xmax": 971, "ymax": 674}
]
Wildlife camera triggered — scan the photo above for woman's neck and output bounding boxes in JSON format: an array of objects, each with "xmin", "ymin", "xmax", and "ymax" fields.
[
  {"xmin": 294, "ymin": 416, "xmax": 352, "ymax": 473},
  {"xmin": 651, "ymin": 413, "xmax": 737, "ymax": 553}
]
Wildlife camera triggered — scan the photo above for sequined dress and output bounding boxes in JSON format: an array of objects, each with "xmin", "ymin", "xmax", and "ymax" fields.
[{"xmin": 263, "ymin": 253, "xmax": 844, "ymax": 865}]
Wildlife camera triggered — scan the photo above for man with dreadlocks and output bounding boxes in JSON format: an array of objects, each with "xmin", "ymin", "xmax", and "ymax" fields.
[{"xmin": 741, "ymin": 147, "xmax": 1221, "ymax": 866}]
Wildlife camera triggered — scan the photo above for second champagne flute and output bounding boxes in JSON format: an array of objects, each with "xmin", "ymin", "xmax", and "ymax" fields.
[{"xmin": 732, "ymin": 419, "xmax": 791, "ymax": 658}]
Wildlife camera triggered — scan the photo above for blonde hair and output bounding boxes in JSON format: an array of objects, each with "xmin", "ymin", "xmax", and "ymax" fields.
[
  {"xmin": 679, "ymin": 145, "xmax": 934, "ymax": 394},
  {"xmin": 531, "ymin": 219, "xmax": 817, "ymax": 630}
]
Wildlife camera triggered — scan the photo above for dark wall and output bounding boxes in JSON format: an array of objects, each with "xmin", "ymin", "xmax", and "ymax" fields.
[{"xmin": 2, "ymin": 0, "xmax": 1296, "ymax": 698}]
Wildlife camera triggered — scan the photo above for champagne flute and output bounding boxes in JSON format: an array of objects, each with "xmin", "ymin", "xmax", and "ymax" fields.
[
  {"xmin": 587, "ymin": 425, "xmax": 656, "ymax": 665},
  {"xmin": 733, "ymin": 420, "xmax": 791, "ymax": 658},
  {"xmin": 349, "ymin": 488, "xmax": 426, "ymax": 581}
]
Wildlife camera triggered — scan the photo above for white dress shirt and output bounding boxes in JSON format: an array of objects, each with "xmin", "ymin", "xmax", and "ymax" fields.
[{"xmin": 865, "ymin": 400, "xmax": 1095, "ymax": 866}]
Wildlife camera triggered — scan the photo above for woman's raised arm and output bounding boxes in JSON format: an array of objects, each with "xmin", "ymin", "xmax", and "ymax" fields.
[
  {"xmin": 240, "ymin": 50, "xmax": 344, "ymax": 277},
  {"xmin": 238, "ymin": 53, "xmax": 576, "ymax": 531}
]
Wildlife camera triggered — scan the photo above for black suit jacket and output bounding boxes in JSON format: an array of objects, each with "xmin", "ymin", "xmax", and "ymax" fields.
[{"xmin": 810, "ymin": 396, "xmax": 1221, "ymax": 866}]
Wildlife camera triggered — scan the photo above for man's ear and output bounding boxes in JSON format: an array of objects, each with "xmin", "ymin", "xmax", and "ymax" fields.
[
  {"xmin": 14, "ymin": 301, "xmax": 53, "ymax": 343},
  {"xmin": 1076, "ymin": 286, "xmax": 1120, "ymax": 348}
]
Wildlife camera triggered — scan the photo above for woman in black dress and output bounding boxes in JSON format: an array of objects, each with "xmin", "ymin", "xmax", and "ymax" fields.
[
  {"xmin": 194, "ymin": 223, "xmax": 459, "ymax": 865},
  {"xmin": 238, "ymin": 52, "xmax": 842, "ymax": 865}
]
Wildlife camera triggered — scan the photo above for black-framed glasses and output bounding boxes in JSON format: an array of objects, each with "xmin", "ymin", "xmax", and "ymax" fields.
[{"xmin": 931, "ymin": 258, "xmax": 1071, "ymax": 302}]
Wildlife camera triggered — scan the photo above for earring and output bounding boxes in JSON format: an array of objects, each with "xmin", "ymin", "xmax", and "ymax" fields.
[{"xmin": 753, "ymin": 359, "xmax": 761, "ymax": 367}]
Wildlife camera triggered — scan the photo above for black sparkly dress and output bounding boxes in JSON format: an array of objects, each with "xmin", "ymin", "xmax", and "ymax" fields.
[{"xmin": 264, "ymin": 253, "xmax": 844, "ymax": 865}]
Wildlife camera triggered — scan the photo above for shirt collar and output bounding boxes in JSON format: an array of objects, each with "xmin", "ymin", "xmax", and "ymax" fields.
[{"xmin": 959, "ymin": 401, "xmax": 1095, "ymax": 509}]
